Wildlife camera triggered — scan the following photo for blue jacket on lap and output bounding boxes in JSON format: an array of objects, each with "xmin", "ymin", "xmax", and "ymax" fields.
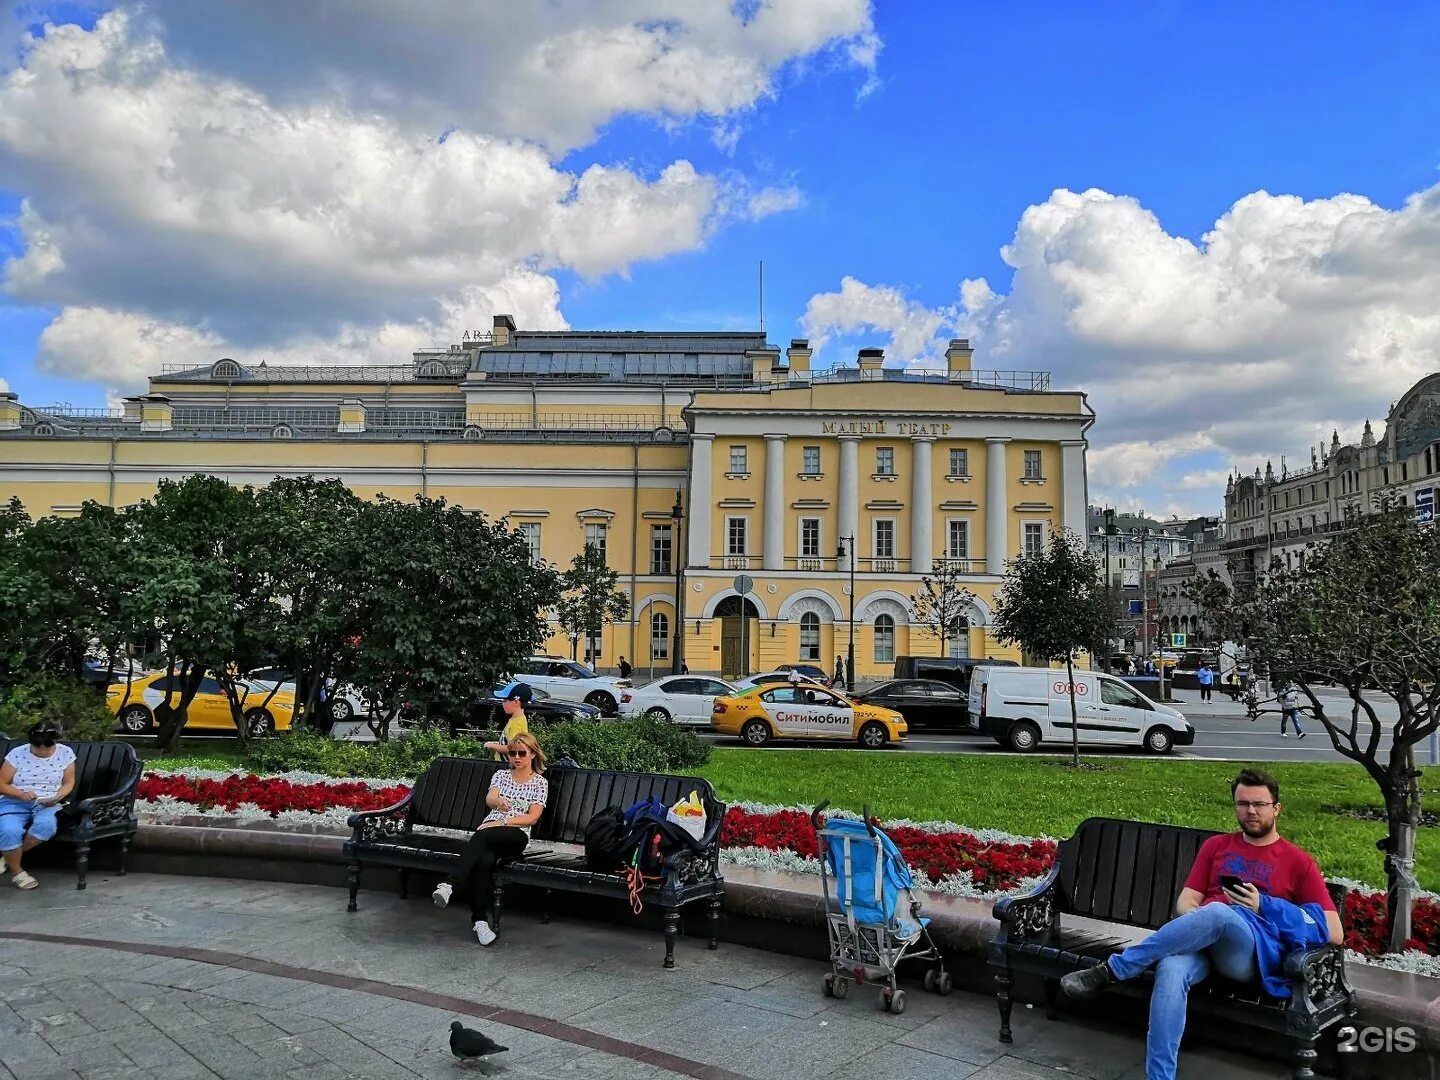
[{"xmin": 1233, "ymin": 894, "xmax": 1332, "ymax": 997}]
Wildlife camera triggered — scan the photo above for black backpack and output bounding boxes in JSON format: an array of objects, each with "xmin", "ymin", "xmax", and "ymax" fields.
[{"xmin": 584, "ymin": 806, "xmax": 630, "ymax": 872}]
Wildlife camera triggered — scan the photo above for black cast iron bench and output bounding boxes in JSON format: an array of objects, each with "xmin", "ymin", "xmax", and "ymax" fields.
[
  {"xmin": 344, "ymin": 757, "xmax": 727, "ymax": 967},
  {"xmin": 0, "ymin": 737, "xmax": 142, "ymax": 890},
  {"xmin": 990, "ymin": 817, "xmax": 1356, "ymax": 1080}
]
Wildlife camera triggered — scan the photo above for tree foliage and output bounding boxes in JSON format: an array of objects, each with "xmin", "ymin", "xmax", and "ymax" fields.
[
  {"xmin": 1191, "ymin": 510, "xmax": 1440, "ymax": 950},
  {"xmin": 990, "ymin": 528, "xmax": 1120, "ymax": 767},
  {"xmin": 556, "ymin": 544, "xmax": 630, "ymax": 665},
  {"xmin": 909, "ymin": 558, "xmax": 978, "ymax": 655}
]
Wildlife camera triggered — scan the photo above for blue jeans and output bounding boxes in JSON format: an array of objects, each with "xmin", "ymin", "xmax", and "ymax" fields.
[
  {"xmin": 1106, "ymin": 902, "xmax": 1257, "ymax": 1080},
  {"xmin": 0, "ymin": 796, "xmax": 61, "ymax": 851},
  {"xmin": 1281, "ymin": 708, "xmax": 1304, "ymax": 734}
]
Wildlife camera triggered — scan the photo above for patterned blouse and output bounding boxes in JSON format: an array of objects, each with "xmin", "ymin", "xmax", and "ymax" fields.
[{"xmin": 482, "ymin": 770, "xmax": 549, "ymax": 836}]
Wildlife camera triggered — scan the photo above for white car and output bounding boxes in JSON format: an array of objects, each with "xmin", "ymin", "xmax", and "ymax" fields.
[
  {"xmin": 732, "ymin": 671, "xmax": 828, "ymax": 694},
  {"xmin": 514, "ymin": 656, "xmax": 630, "ymax": 716},
  {"xmin": 245, "ymin": 668, "xmax": 376, "ymax": 724},
  {"xmin": 620, "ymin": 675, "xmax": 739, "ymax": 726},
  {"xmin": 969, "ymin": 666, "xmax": 1194, "ymax": 754}
]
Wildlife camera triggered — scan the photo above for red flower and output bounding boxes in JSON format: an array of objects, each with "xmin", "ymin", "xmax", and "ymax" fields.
[{"xmin": 139, "ymin": 772, "xmax": 410, "ymax": 817}]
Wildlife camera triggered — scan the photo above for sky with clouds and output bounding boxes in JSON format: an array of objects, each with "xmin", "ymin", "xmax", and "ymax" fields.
[{"xmin": 2, "ymin": 2, "xmax": 1439, "ymax": 518}]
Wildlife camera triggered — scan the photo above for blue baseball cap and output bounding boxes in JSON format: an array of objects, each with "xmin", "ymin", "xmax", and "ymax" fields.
[{"xmin": 497, "ymin": 681, "xmax": 534, "ymax": 705}]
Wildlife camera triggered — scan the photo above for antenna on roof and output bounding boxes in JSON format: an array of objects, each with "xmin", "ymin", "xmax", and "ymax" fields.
[{"xmin": 758, "ymin": 259, "xmax": 765, "ymax": 333}]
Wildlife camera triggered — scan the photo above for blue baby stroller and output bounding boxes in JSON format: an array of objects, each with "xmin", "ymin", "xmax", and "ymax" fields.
[{"xmin": 811, "ymin": 802, "xmax": 951, "ymax": 1014}]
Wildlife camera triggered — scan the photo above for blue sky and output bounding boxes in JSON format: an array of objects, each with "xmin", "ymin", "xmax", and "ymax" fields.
[{"xmin": 3, "ymin": 2, "xmax": 1440, "ymax": 515}]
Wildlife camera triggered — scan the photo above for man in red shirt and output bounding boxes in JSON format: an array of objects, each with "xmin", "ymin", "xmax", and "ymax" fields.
[{"xmin": 1060, "ymin": 768, "xmax": 1342, "ymax": 1079}]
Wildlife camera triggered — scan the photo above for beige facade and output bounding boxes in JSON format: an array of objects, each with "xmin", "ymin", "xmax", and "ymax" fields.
[{"xmin": 0, "ymin": 316, "xmax": 1095, "ymax": 678}]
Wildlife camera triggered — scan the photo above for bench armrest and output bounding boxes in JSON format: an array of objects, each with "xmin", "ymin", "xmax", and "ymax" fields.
[
  {"xmin": 74, "ymin": 757, "xmax": 142, "ymax": 831},
  {"xmin": 347, "ymin": 794, "xmax": 414, "ymax": 844},
  {"xmin": 1283, "ymin": 944, "xmax": 1355, "ymax": 1019},
  {"xmin": 992, "ymin": 864, "xmax": 1061, "ymax": 944},
  {"xmin": 698, "ymin": 800, "xmax": 727, "ymax": 875}
]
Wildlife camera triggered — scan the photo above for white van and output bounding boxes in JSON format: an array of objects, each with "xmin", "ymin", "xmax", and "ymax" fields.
[{"xmin": 968, "ymin": 666, "xmax": 1193, "ymax": 754}]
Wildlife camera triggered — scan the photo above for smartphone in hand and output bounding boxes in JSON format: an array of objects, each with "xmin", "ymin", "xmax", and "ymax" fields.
[{"xmin": 1219, "ymin": 874, "xmax": 1248, "ymax": 892}]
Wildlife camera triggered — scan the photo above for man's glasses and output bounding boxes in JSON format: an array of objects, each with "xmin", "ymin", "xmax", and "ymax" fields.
[
  {"xmin": 1234, "ymin": 800, "xmax": 1274, "ymax": 810},
  {"xmin": 507, "ymin": 749, "xmax": 530, "ymax": 758}
]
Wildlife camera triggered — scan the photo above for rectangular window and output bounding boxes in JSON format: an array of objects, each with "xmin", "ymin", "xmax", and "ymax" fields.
[
  {"xmin": 727, "ymin": 517, "xmax": 748, "ymax": 556},
  {"xmin": 875, "ymin": 447, "xmax": 894, "ymax": 475},
  {"xmin": 800, "ymin": 517, "xmax": 821, "ymax": 558},
  {"xmin": 649, "ymin": 524, "xmax": 673, "ymax": 575},
  {"xmin": 949, "ymin": 448, "xmax": 968, "ymax": 476},
  {"xmin": 1023, "ymin": 449, "xmax": 1042, "ymax": 479},
  {"xmin": 1402, "ymin": 463, "xmax": 1408, "ymax": 481},
  {"xmin": 874, "ymin": 519, "xmax": 895, "ymax": 559},
  {"xmin": 650, "ymin": 612, "xmax": 669, "ymax": 660},
  {"xmin": 1023, "ymin": 522, "xmax": 1044, "ymax": 557},
  {"xmin": 947, "ymin": 520, "xmax": 969, "ymax": 559},
  {"xmin": 518, "ymin": 522, "xmax": 541, "ymax": 563},
  {"xmin": 802, "ymin": 446, "xmax": 821, "ymax": 474},
  {"xmin": 729, "ymin": 445, "xmax": 747, "ymax": 473},
  {"xmin": 583, "ymin": 523, "xmax": 607, "ymax": 564}
]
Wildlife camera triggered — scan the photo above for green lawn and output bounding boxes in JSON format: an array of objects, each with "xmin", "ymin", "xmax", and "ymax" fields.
[{"xmin": 694, "ymin": 749, "xmax": 1438, "ymax": 893}]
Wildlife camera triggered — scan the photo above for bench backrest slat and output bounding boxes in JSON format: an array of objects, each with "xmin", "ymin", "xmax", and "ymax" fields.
[
  {"xmin": 408, "ymin": 756, "xmax": 722, "ymax": 843},
  {"xmin": 0, "ymin": 738, "xmax": 139, "ymax": 804},
  {"xmin": 1058, "ymin": 817, "xmax": 1219, "ymax": 930}
]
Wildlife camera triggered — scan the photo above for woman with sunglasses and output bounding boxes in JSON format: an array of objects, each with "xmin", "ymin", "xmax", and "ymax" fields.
[
  {"xmin": 432, "ymin": 731, "xmax": 548, "ymax": 945},
  {"xmin": 0, "ymin": 720, "xmax": 76, "ymax": 890}
]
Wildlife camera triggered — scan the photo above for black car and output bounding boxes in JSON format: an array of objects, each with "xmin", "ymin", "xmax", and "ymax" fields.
[
  {"xmin": 891, "ymin": 655, "xmax": 1018, "ymax": 695},
  {"xmin": 445, "ymin": 686, "xmax": 601, "ymax": 736},
  {"xmin": 851, "ymin": 679, "xmax": 970, "ymax": 730}
]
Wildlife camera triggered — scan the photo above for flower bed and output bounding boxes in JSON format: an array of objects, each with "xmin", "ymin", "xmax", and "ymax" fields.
[{"xmin": 133, "ymin": 769, "xmax": 1440, "ymax": 971}]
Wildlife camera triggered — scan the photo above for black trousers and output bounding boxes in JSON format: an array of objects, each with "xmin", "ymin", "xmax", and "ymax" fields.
[
  {"xmin": 450, "ymin": 826, "xmax": 528, "ymax": 922},
  {"xmin": 1199, "ymin": 685, "xmax": 1212, "ymax": 701}
]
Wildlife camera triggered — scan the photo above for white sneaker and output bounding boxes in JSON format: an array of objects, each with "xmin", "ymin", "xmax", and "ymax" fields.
[
  {"xmin": 1281, "ymin": 733, "xmax": 1290, "ymax": 738},
  {"xmin": 473, "ymin": 920, "xmax": 497, "ymax": 946},
  {"xmin": 432, "ymin": 882, "xmax": 452, "ymax": 908}
]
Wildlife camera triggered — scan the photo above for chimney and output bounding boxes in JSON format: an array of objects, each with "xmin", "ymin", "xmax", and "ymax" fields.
[
  {"xmin": 122, "ymin": 396, "xmax": 143, "ymax": 424},
  {"xmin": 748, "ymin": 347, "xmax": 781, "ymax": 383},
  {"xmin": 492, "ymin": 314, "xmax": 517, "ymax": 348},
  {"xmin": 140, "ymin": 394, "xmax": 173, "ymax": 433},
  {"xmin": 945, "ymin": 338, "xmax": 973, "ymax": 377},
  {"xmin": 857, "ymin": 347, "xmax": 884, "ymax": 380},
  {"xmin": 337, "ymin": 399, "xmax": 367, "ymax": 434},
  {"xmin": 786, "ymin": 339, "xmax": 812, "ymax": 382},
  {"xmin": 0, "ymin": 392, "xmax": 19, "ymax": 431}
]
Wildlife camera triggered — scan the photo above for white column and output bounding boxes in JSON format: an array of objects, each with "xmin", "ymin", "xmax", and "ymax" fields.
[
  {"xmin": 910, "ymin": 437, "xmax": 934, "ymax": 575},
  {"xmin": 763, "ymin": 434, "xmax": 786, "ymax": 571},
  {"xmin": 838, "ymin": 435, "xmax": 860, "ymax": 571},
  {"xmin": 986, "ymin": 437, "xmax": 1010, "ymax": 572},
  {"xmin": 1060, "ymin": 439, "xmax": 1087, "ymax": 540},
  {"xmin": 687, "ymin": 434, "xmax": 713, "ymax": 568}
]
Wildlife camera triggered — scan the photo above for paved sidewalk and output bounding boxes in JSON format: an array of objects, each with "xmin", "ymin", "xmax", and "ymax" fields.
[{"xmin": 0, "ymin": 874, "xmax": 1293, "ymax": 1080}]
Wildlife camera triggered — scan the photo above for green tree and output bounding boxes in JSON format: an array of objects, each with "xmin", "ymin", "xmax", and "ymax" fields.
[
  {"xmin": 990, "ymin": 528, "xmax": 1119, "ymax": 767},
  {"xmin": 1192, "ymin": 511, "xmax": 1440, "ymax": 951},
  {"xmin": 347, "ymin": 495, "xmax": 561, "ymax": 740},
  {"xmin": 910, "ymin": 556, "xmax": 979, "ymax": 657},
  {"xmin": 556, "ymin": 544, "xmax": 630, "ymax": 667}
]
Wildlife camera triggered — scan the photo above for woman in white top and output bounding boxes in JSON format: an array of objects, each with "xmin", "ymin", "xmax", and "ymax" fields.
[
  {"xmin": 432, "ymin": 731, "xmax": 548, "ymax": 946},
  {"xmin": 0, "ymin": 720, "xmax": 77, "ymax": 890}
]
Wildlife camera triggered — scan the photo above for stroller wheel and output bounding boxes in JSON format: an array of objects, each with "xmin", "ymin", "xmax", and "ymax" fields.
[
  {"xmin": 822, "ymin": 973, "xmax": 835, "ymax": 997},
  {"xmin": 832, "ymin": 977, "xmax": 848, "ymax": 999},
  {"xmin": 937, "ymin": 971, "xmax": 953, "ymax": 995},
  {"xmin": 883, "ymin": 989, "xmax": 906, "ymax": 1014},
  {"xmin": 923, "ymin": 969, "xmax": 937, "ymax": 992}
]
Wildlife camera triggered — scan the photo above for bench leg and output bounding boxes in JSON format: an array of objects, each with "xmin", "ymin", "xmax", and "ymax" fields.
[
  {"xmin": 347, "ymin": 863, "xmax": 361, "ymax": 912},
  {"xmin": 1043, "ymin": 978, "xmax": 1060, "ymax": 1021},
  {"xmin": 663, "ymin": 908, "xmax": 680, "ymax": 969},
  {"xmin": 75, "ymin": 840, "xmax": 90, "ymax": 891},
  {"xmin": 995, "ymin": 969, "xmax": 1014, "ymax": 1043},
  {"xmin": 707, "ymin": 897, "xmax": 721, "ymax": 950},
  {"xmin": 540, "ymin": 888, "xmax": 552, "ymax": 925},
  {"xmin": 491, "ymin": 882, "xmax": 505, "ymax": 931},
  {"xmin": 398, "ymin": 869, "xmax": 409, "ymax": 900},
  {"xmin": 1289, "ymin": 1034, "xmax": 1318, "ymax": 1080},
  {"xmin": 118, "ymin": 836, "xmax": 130, "ymax": 876}
]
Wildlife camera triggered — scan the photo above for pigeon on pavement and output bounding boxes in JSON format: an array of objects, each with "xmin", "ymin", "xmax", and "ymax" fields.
[{"xmin": 450, "ymin": 1020, "xmax": 509, "ymax": 1066}]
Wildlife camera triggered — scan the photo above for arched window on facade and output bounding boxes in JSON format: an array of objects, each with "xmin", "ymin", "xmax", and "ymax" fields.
[
  {"xmin": 873, "ymin": 614, "xmax": 896, "ymax": 664},
  {"xmin": 650, "ymin": 612, "xmax": 669, "ymax": 661},
  {"xmin": 799, "ymin": 612, "xmax": 821, "ymax": 661}
]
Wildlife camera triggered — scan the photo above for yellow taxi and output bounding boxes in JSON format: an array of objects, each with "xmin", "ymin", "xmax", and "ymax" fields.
[
  {"xmin": 710, "ymin": 683, "xmax": 907, "ymax": 749},
  {"xmin": 107, "ymin": 672, "xmax": 296, "ymax": 737}
]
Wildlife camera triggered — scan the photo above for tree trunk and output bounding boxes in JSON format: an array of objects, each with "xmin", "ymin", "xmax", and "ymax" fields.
[
  {"xmin": 1385, "ymin": 752, "xmax": 1420, "ymax": 952},
  {"xmin": 1066, "ymin": 654, "xmax": 1080, "ymax": 769}
]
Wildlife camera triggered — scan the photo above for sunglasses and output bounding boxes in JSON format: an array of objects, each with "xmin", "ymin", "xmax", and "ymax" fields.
[
  {"xmin": 30, "ymin": 736, "xmax": 57, "ymax": 747},
  {"xmin": 507, "ymin": 749, "xmax": 531, "ymax": 758}
]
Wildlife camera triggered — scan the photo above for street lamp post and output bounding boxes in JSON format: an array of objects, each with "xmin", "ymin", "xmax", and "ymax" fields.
[
  {"xmin": 837, "ymin": 534, "xmax": 856, "ymax": 692},
  {"xmin": 1103, "ymin": 508, "xmax": 1117, "ymax": 671},
  {"xmin": 671, "ymin": 489, "xmax": 685, "ymax": 675}
]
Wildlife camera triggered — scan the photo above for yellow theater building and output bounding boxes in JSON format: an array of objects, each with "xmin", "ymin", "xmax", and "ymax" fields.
[{"xmin": 0, "ymin": 315, "xmax": 1094, "ymax": 678}]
